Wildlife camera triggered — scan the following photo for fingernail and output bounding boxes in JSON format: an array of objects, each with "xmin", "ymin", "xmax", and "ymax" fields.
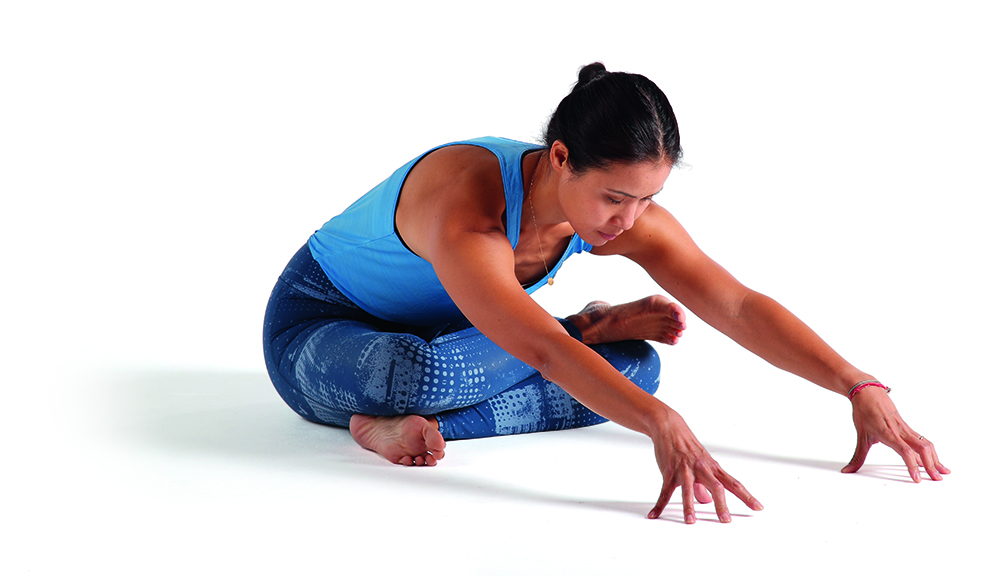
[
  {"xmin": 685, "ymin": 514, "xmax": 695, "ymax": 524},
  {"xmin": 753, "ymin": 500, "xmax": 764, "ymax": 511},
  {"xmin": 721, "ymin": 513, "xmax": 731, "ymax": 523}
]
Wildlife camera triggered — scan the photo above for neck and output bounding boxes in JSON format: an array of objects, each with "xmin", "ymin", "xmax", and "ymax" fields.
[{"xmin": 525, "ymin": 150, "xmax": 565, "ymax": 227}]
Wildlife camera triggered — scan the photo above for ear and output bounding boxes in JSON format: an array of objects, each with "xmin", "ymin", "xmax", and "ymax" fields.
[{"xmin": 549, "ymin": 140, "xmax": 572, "ymax": 174}]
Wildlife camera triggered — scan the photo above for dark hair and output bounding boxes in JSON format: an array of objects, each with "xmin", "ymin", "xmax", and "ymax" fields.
[{"xmin": 544, "ymin": 62, "xmax": 682, "ymax": 173}]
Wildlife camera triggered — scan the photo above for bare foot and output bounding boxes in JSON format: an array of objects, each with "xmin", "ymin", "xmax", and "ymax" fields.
[
  {"xmin": 349, "ymin": 414, "xmax": 446, "ymax": 466},
  {"xmin": 566, "ymin": 295, "xmax": 687, "ymax": 346}
]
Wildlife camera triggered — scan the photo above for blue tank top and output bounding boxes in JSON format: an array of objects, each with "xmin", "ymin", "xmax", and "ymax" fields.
[{"xmin": 308, "ymin": 136, "xmax": 593, "ymax": 325}]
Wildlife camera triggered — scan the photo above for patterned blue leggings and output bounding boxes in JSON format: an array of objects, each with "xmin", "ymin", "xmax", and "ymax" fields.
[{"xmin": 262, "ymin": 244, "xmax": 661, "ymax": 440}]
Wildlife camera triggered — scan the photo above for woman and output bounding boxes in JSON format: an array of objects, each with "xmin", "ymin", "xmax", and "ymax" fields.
[{"xmin": 263, "ymin": 62, "xmax": 948, "ymax": 524}]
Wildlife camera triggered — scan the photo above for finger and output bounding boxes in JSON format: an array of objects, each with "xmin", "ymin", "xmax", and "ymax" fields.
[
  {"xmin": 911, "ymin": 437, "xmax": 944, "ymax": 481},
  {"xmin": 695, "ymin": 468, "xmax": 731, "ymax": 523},
  {"xmin": 918, "ymin": 447, "xmax": 942, "ymax": 481},
  {"xmin": 682, "ymin": 467, "xmax": 696, "ymax": 524},
  {"xmin": 694, "ymin": 482, "xmax": 713, "ymax": 504},
  {"xmin": 903, "ymin": 427, "xmax": 949, "ymax": 476},
  {"xmin": 841, "ymin": 435, "xmax": 874, "ymax": 474},
  {"xmin": 714, "ymin": 467, "xmax": 764, "ymax": 511},
  {"xmin": 708, "ymin": 484, "xmax": 731, "ymax": 523},
  {"xmin": 882, "ymin": 435, "xmax": 922, "ymax": 483},
  {"xmin": 932, "ymin": 447, "xmax": 952, "ymax": 475},
  {"xmin": 648, "ymin": 481, "xmax": 676, "ymax": 520},
  {"xmin": 918, "ymin": 436, "xmax": 950, "ymax": 475}
]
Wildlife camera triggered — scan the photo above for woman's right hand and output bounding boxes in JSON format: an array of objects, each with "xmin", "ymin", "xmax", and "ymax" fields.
[{"xmin": 647, "ymin": 409, "xmax": 764, "ymax": 523}]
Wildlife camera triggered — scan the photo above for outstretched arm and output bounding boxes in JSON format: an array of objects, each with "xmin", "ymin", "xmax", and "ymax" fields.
[
  {"xmin": 430, "ymin": 222, "xmax": 762, "ymax": 522},
  {"xmin": 611, "ymin": 202, "xmax": 949, "ymax": 481},
  {"xmin": 402, "ymin": 150, "xmax": 762, "ymax": 522}
]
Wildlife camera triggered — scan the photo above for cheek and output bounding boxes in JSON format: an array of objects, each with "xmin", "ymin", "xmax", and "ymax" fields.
[
  {"xmin": 571, "ymin": 196, "xmax": 604, "ymax": 221},
  {"xmin": 591, "ymin": 204, "xmax": 619, "ymax": 225}
]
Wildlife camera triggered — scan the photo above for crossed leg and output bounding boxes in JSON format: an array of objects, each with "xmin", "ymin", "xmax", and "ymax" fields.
[{"xmin": 349, "ymin": 296, "xmax": 684, "ymax": 466}]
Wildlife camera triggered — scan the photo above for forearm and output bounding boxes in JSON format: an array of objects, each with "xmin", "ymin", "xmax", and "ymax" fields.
[
  {"xmin": 538, "ymin": 334, "xmax": 673, "ymax": 437},
  {"xmin": 715, "ymin": 291, "xmax": 871, "ymax": 396}
]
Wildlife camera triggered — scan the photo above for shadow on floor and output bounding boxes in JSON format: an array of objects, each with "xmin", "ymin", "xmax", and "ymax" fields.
[
  {"xmin": 98, "ymin": 369, "xmax": 359, "ymax": 465},
  {"xmin": 94, "ymin": 368, "xmax": 908, "ymax": 520}
]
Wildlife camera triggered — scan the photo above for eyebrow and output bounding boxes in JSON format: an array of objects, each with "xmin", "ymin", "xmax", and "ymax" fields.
[{"xmin": 607, "ymin": 188, "xmax": 662, "ymax": 199}]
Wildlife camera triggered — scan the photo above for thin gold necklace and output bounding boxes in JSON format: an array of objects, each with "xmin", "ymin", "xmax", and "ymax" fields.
[{"xmin": 527, "ymin": 152, "xmax": 554, "ymax": 286}]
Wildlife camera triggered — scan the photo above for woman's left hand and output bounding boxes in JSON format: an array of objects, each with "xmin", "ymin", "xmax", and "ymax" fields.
[{"xmin": 841, "ymin": 386, "xmax": 950, "ymax": 482}]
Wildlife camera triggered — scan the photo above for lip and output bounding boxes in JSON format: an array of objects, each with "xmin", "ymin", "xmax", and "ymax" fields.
[{"xmin": 597, "ymin": 231, "xmax": 618, "ymax": 241}]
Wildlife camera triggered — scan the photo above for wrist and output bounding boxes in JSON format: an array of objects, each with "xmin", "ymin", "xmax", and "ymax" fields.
[
  {"xmin": 848, "ymin": 379, "xmax": 891, "ymax": 401},
  {"xmin": 834, "ymin": 369, "xmax": 876, "ymax": 397},
  {"xmin": 642, "ymin": 403, "xmax": 680, "ymax": 439}
]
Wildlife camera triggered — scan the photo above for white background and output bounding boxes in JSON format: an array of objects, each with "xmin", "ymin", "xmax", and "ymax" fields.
[{"xmin": 3, "ymin": 1, "xmax": 997, "ymax": 574}]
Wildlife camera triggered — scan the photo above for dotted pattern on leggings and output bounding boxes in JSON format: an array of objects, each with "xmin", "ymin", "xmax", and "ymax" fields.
[
  {"xmin": 265, "ymin": 243, "xmax": 662, "ymax": 440},
  {"xmin": 543, "ymin": 380, "xmax": 574, "ymax": 420},
  {"xmin": 435, "ymin": 339, "xmax": 661, "ymax": 439},
  {"xmin": 486, "ymin": 386, "xmax": 544, "ymax": 435}
]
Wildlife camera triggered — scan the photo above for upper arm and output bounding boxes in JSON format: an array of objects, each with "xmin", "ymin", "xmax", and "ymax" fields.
[
  {"xmin": 428, "ymin": 223, "xmax": 571, "ymax": 369},
  {"xmin": 402, "ymin": 147, "xmax": 573, "ymax": 369},
  {"xmin": 606, "ymin": 202, "xmax": 752, "ymax": 327},
  {"xmin": 426, "ymin": 188, "xmax": 670, "ymax": 434}
]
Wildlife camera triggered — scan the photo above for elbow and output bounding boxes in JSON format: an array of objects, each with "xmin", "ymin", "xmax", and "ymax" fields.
[
  {"xmin": 524, "ymin": 336, "xmax": 574, "ymax": 383},
  {"xmin": 537, "ymin": 358, "xmax": 558, "ymax": 384},
  {"xmin": 712, "ymin": 288, "xmax": 760, "ymax": 335},
  {"xmin": 722, "ymin": 289, "xmax": 752, "ymax": 320},
  {"xmin": 531, "ymin": 349, "xmax": 558, "ymax": 383}
]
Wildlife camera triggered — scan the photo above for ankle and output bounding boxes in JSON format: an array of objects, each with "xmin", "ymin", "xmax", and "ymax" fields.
[{"xmin": 564, "ymin": 312, "xmax": 600, "ymax": 345}]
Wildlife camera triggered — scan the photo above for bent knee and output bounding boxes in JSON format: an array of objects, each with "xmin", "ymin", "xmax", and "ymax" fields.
[{"xmin": 598, "ymin": 340, "xmax": 660, "ymax": 394}]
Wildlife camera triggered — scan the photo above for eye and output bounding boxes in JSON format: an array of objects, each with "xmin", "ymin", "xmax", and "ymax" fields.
[{"xmin": 607, "ymin": 196, "xmax": 623, "ymax": 205}]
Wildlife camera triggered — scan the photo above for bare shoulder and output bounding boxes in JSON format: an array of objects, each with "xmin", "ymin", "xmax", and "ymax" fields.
[
  {"xmin": 411, "ymin": 144, "xmax": 502, "ymax": 181},
  {"xmin": 402, "ymin": 144, "xmax": 505, "ymax": 215},
  {"xmin": 396, "ymin": 144, "xmax": 508, "ymax": 260}
]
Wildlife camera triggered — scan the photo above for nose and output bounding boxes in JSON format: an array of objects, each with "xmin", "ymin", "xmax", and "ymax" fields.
[{"xmin": 611, "ymin": 203, "xmax": 640, "ymax": 232}]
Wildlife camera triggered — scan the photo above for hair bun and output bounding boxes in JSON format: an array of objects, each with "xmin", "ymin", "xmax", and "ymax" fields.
[{"xmin": 577, "ymin": 62, "xmax": 607, "ymax": 86}]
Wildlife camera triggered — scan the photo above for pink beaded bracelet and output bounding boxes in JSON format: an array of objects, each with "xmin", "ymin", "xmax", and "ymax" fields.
[{"xmin": 848, "ymin": 379, "xmax": 891, "ymax": 400}]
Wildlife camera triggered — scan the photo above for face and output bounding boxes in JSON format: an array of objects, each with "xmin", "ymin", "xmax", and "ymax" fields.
[{"xmin": 553, "ymin": 151, "xmax": 672, "ymax": 247}]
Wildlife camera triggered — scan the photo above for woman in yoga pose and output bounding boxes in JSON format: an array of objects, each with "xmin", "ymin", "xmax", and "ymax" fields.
[{"xmin": 262, "ymin": 62, "xmax": 948, "ymax": 524}]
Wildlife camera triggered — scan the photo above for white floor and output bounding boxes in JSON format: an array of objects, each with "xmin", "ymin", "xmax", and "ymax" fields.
[{"xmin": 4, "ymin": 2, "xmax": 998, "ymax": 574}]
